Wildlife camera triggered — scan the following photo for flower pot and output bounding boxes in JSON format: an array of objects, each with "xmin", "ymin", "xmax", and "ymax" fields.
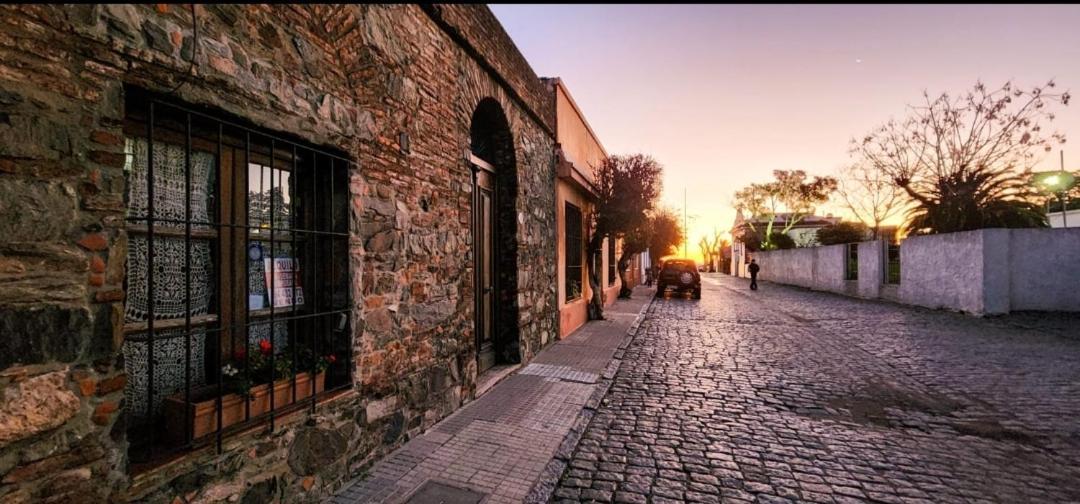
[{"xmin": 164, "ymin": 372, "xmax": 326, "ymax": 446}]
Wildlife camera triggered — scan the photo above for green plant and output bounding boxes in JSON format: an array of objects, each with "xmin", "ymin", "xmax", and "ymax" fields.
[
  {"xmin": 218, "ymin": 338, "xmax": 339, "ymax": 400},
  {"xmin": 765, "ymin": 232, "xmax": 795, "ymax": 250},
  {"xmin": 817, "ymin": 221, "xmax": 870, "ymax": 245}
]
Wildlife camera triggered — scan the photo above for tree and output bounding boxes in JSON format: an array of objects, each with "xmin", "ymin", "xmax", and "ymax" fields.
[
  {"xmin": 617, "ymin": 217, "xmax": 651, "ymax": 299},
  {"xmin": 733, "ymin": 170, "xmax": 837, "ymax": 249},
  {"xmin": 697, "ymin": 229, "xmax": 726, "ymax": 272},
  {"xmin": 851, "ymin": 80, "xmax": 1069, "ymax": 235},
  {"xmin": 835, "ymin": 163, "xmax": 906, "ymax": 237},
  {"xmin": 587, "ymin": 154, "xmax": 663, "ymax": 319},
  {"xmin": 768, "ymin": 232, "xmax": 796, "ymax": 250},
  {"xmin": 647, "ymin": 207, "xmax": 683, "ymax": 270},
  {"xmin": 698, "ymin": 236, "xmax": 712, "ymax": 272},
  {"xmin": 816, "ymin": 221, "xmax": 870, "ymax": 245}
]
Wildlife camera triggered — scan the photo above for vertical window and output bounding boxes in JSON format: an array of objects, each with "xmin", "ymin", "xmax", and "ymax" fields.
[
  {"xmin": 885, "ymin": 241, "xmax": 901, "ymax": 284},
  {"xmin": 121, "ymin": 89, "xmax": 352, "ymax": 465},
  {"xmin": 607, "ymin": 237, "xmax": 617, "ymax": 286},
  {"xmin": 845, "ymin": 243, "xmax": 859, "ymax": 281},
  {"xmin": 565, "ymin": 203, "xmax": 583, "ymax": 300}
]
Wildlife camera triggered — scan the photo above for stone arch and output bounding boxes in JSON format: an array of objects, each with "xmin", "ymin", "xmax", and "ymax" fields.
[{"xmin": 469, "ymin": 97, "xmax": 521, "ymax": 366}]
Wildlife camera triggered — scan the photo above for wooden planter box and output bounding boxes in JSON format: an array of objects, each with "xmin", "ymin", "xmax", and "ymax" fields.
[{"xmin": 164, "ymin": 371, "xmax": 325, "ymax": 446}]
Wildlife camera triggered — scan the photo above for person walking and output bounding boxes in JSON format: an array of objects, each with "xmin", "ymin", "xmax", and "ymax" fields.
[{"xmin": 748, "ymin": 259, "xmax": 760, "ymax": 290}]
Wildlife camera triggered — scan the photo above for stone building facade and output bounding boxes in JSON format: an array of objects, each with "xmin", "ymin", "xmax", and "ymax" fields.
[{"xmin": 0, "ymin": 4, "xmax": 557, "ymax": 503}]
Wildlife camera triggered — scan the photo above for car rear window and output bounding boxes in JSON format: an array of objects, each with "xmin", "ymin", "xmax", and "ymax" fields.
[{"xmin": 665, "ymin": 261, "xmax": 695, "ymax": 271}]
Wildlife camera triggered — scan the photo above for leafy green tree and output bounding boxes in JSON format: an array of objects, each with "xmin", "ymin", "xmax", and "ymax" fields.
[
  {"xmin": 733, "ymin": 170, "xmax": 837, "ymax": 248},
  {"xmin": 768, "ymin": 232, "xmax": 796, "ymax": 250},
  {"xmin": 852, "ymin": 80, "xmax": 1069, "ymax": 235},
  {"xmin": 646, "ymin": 208, "xmax": 682, "ymax": 266},
  {"xmin": 816, "ymin": 221, "xmax": 870, "ymax": 245},
  {"xmin": 587, "ymin": 154, "xmax": 663, "ymax": 319}
]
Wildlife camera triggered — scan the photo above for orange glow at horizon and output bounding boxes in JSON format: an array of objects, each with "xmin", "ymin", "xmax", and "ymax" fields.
[{"xmin": 492, "ymin": 4, "xmax": 1080, "ymax": 265}]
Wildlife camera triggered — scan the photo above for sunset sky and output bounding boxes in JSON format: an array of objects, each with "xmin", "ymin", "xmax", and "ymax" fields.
[{"xmin": 491, "ymin": 4, "xmax": 1080, "ymax": 263}]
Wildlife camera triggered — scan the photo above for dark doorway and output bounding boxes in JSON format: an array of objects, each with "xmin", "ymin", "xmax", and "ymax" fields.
[{"xmin": 469, "ymin": 98, "xmax": 520, "ymax": 374}]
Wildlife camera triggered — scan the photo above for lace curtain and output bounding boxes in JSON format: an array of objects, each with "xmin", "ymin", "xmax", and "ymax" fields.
[{"xmin": 123, "ymin": 137, "xmax": 214, "ymax": 422}]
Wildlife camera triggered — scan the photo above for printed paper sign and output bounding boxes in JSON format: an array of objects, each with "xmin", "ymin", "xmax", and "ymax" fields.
[{"xmin": 264, "ymin": 257, "xmax": 304, "ymax": 307}]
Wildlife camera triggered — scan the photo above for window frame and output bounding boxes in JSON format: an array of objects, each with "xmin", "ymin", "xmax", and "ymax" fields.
[
  {"xmin": 564, "ymin": 202, "xmax": 584, "ymax": 301},
  {"xmin": 121, "ymin": 89, "xmax": 354, "ymax": 467},
  {"xmin": 607, "ymin": 237, "xmax": 617, "ymax": 287},
  {"xmin": 884, "ymin": 241, "xmax": 901, "ymax": 284},
  {"xmin": 845, "ymin": 242, "xmax": 859, "ymax": 281}
]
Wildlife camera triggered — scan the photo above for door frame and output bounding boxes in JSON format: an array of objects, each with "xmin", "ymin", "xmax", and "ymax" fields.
[{"xmin": 469, "ymin": 151, "xmax": 498, "ymax": 372}]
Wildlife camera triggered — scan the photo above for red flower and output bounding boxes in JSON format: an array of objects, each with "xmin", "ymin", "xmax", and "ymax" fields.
[
  {"xmin": 233, "ymin": 348, "xmax": 247, "ymax": 361},
  {"xmin": 327, "ymin": 354, "xmax": 337, "ymax": 364},
  {"xmin": 258, "ymin": 339, "xmax": 272, "ymax": 356}
]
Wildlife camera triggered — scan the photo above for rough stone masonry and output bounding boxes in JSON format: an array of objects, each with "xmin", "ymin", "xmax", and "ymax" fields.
[{"xmin": 0, "ymin": 4, "xmax": 557, "ymax": 503}]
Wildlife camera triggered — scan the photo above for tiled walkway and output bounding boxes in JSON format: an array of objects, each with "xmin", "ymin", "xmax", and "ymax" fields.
[{"xmin": 331, "ymin": 287, "xmax": 652, "ymax": 504}]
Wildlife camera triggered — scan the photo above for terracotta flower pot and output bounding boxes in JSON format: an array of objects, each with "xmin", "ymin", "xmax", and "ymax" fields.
[{"xmin": 164, "ymin": 371, "xmax": 326, "ymax": 446}]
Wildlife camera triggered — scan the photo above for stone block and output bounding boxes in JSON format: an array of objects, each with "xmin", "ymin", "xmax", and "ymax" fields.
[
  {"xmin": 0, "ymin": 180, "xmax": 78, "ymax": 244},
  {"xmin": 287, "ymin": 427, "xmax": 346, "ymax": 476},
  {"xmin": 0, "ymin": 370, "xmax": 80, "ymax": 448},
  {"xmin": 0, "ymin": 306, "xmax": 91, "ymax": 368},
  {"xmin": 365, "ymin": 395, "xmax": 400, "ymax": 422}
]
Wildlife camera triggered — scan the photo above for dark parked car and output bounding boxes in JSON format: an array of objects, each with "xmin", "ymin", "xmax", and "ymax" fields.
[{"xmin": 655, "ymin": 259, "xmax": 701, "ymax": 299}]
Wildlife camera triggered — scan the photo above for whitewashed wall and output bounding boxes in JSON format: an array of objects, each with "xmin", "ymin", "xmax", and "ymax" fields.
[
  {"xmin": 1008, "ymin": 228, "xmax": 1080, "ymax": 311},
  {"xmin": 748, "ymin": 229, "xmax": 1080, "ymax": 315},
  {"xmin": 752, "ymin": 244, "xmax": 849, "ymax": 294},
  {"xmin": 857, "ymin": 240, "xmax": 883, "ymax": 299},
  {"xmin": 897, "ymin": 230, "xmax": 999, "ymax": 314}
]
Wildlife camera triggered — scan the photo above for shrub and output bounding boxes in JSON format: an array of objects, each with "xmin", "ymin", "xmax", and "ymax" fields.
[
  {"xmin": 768, "ymin": 232, "xmax": 796, "ymax": 250},
  {"xmin": 817, "ymin": 221, "xmax": 870, "ymax": 245}
]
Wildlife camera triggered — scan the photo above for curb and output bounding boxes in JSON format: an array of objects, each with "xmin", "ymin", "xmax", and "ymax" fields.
[{"xmin": 524, "ymin": 294, "xmax": 655, "ymax": 504}]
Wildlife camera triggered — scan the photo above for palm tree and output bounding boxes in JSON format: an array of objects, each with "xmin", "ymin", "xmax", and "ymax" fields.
[{"xmin": 904, "ymin": 164, "xmax": 1046, "ymax": 235}]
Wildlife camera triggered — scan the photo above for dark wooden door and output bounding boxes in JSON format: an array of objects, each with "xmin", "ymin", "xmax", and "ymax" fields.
[{"xmin": 474, "ymin": 166, "xmax": 496, "ymax": 373}]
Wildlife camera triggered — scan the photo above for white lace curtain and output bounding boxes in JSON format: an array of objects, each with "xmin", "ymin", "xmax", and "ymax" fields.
[{"xmin": 123, "ymin": 137, "xmax": 213, "ymax": 422}]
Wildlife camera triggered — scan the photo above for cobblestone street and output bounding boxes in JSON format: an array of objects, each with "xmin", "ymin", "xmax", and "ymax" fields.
[{"xmin": 553, "ymin": 274, "xmax": 1080, "ymax": 503}]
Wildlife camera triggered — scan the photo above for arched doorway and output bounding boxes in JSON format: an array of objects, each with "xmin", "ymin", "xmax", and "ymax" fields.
[{"xmin": 469, "ymin": 98, "xmax": 520, "ymax": 374}]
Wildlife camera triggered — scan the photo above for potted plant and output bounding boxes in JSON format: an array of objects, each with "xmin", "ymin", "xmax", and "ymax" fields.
[{"xmin": 163, "ymin": 339, "xmax": 336, "ymax": 445}]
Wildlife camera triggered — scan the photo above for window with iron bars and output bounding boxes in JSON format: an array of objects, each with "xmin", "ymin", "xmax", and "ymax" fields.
[
  {"xmin": 845, "ymin": 242, "xmax": 859, "ymax": 281},
  {"xmin": 565, "ymin": 203, "xmax": 583, "ymax": 301},
  {"xmin": 884, "ymin": 241, "xmax": 901, "ymax": 284},
  {"xmin": 121, "ymin": 88, "xmax": 352, "ymax": 468},
  {"xmin": 607, "ymin": 237, "xmax": 617, "ymax": 286}
]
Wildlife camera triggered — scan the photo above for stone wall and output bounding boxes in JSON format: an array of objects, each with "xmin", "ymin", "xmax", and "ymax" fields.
[{"xmin": 0, "ymin": 4, "xmax": 556, "ymax": 503}]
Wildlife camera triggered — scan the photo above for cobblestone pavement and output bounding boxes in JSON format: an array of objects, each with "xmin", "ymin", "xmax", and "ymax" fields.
[
  {"xmin": 552, "ymin": 274, "xmax": 1080, "ymax": 503},
  {"xmin": 332, "ymin": 288, "xmax": 651, "ymax": 504}
]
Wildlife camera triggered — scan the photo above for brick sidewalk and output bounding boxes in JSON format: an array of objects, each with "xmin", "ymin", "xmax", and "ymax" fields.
[{"xmin": 331, "ymin": 287, "xmax": 653, "ymax": 504}]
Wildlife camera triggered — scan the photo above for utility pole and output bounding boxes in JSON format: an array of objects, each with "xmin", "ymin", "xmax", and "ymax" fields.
[
  {"xmin": 1062, "ymin": 151, "xmax": 1069, "ymax": 227},
  {"xmin": 683, "ymin": 187, "xmax": 688, "ymax": 257}
]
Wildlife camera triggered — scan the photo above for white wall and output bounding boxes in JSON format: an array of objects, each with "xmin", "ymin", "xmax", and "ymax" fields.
[
  {"xmin": 1048, "ymin": 209, "xmax": 1080, "ymax": 228},
  {"xmin": 752, "ymin": 243, "xmax": 849, "ymax": 294},
  {"xmin": 754, "ymin": 248, "xmax": 815, "ymax": 288},
  {"xmin": 857, "ymin": 240, "xmax": 883, "ymax": 299},
  {"xmin": 747, "ymin": 229, "xmax": 1080, "ymax": 315},
  {"xmin": 897, "ymin": 230, "xmax": 996, "ymax": 314},
  {"xmin": 1008, "ymin": 228, "xmax": 1080, "ymax": 311}
]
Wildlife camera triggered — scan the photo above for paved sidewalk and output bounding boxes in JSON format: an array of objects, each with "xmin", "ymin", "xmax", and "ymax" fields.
[{"xmin": 331, "ymin": 286, "xmax": 653, "ymax": 504}]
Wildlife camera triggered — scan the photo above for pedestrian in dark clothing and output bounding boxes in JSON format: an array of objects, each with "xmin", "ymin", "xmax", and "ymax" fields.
[{"xmin": 748, "ymin": 259, "xmax": 760, "ymax": 290}]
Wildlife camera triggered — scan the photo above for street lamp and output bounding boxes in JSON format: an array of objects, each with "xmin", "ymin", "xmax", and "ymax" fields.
[{"xmin": 1032, "ymin": 170, "xmax": 1076, "ymax": 227}]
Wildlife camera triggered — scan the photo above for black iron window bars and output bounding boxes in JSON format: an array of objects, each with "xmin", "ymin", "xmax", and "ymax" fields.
[
  {"xmin": 845, "ymin": 242, "xmax": 859, "ymax": 281},
  {"xmin": 122, "ymin": 89, "xmax": 352, "ymax": 467},
  {"xmin": 607, "ymin": 237, "xmax": 616, "ymax": 287},
  {"xmin": 565, "ymin": 202, "xmax": 584, "ymax": 300}
]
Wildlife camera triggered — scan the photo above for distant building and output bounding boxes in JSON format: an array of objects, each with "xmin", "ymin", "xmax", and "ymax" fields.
[{"xmin": 729, "ymin": 210, "xmax": 840, "ymax": 275}]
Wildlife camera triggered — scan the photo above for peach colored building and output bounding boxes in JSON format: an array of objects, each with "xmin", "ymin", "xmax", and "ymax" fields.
[{"xmin": 546, "ymin": 78, "xmax": 624, "ymax": 338}]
